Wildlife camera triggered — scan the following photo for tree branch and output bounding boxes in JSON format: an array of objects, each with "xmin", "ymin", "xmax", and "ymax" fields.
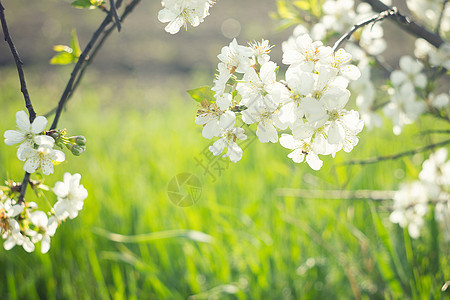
[
  {"xmin": 109, "ymin": 0, "xmax": 121, "ymax": 32},
  {"xmin": 333, "ymin": 8, "xmax": 399, "ymax": 51},
  {"xmin": 363, "ymin": 0, "xmax": 445, "ymax": 48},
  {"xmin": 48, "ymin": 0, "xmax": 141, "ymax": 125},
  {"xmin": 0, "ymin": 1, "xmax": 36, "ymax": 123},
  {"xmin": 342, "ymin": 139, "xmax": 450, "ymax": 166},
  {"xmin": 436, "ymin": 0, "xmax": 448, "ymax": 34}
]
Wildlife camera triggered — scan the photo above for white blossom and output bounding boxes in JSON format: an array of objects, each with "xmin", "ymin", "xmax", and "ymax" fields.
[
  {"xmin": 158, "ymin": 0, "xmax": 214, "ymax": 34},
  {"xmin": 20, "ymin": 135, "xmax": 65, "ymax": 175},
  {"xmin": 279, "ymin": 134, "xmax": 323, "ymax": 170},
  {"xmin": 4, "ymin": 110, "xmax": 48, "ymax": 159},
  {"xmin": 28, "ymin": 211, "xmax": 58, "ymax": 254},
  {"xmin": 209, "ymin": 127, "xmax": 247, "ymax": 162},
  {"xmin": 53, "ymin": 173, "xmax": 88, "ymax": 220},
  {"xmin": 391, "ymin": 55, "xmax": 427, "ymax": 90},
  {"xmin": 389, "ymin": 181, "xmax": 429, "ymax": 239}
]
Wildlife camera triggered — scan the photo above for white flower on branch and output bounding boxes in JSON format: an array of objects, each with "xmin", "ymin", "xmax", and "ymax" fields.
[
  {"xmin": 4, "ymin": 110, "xmax": 48, "ymax": 158},
  {"xmin": 53, "ymin": 173, "xmax": 88, "ymax": 220},
  {"xmin": 195, "ymin": 94, "xmax": 236, "ymax": 139},
  {"xmin": 20, "ymin": 135, "xmax": 65, "ymax": 175},
  {"xmin": 27, "ymin": 211, "xmax": 58, "ymax": 254},
  {"xmin": 158, "ymin": 0, "xmax": 214, "ymax": 34},
  {"xmin": 209, "ymin": 127, "xmax": 247, "ymax": 163},
  {"xmin": 279, "ymin": 134, "xmax": 323, "ymax": 170}
]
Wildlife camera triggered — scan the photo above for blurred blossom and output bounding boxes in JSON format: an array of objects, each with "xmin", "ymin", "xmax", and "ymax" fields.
[{"xmin": 390, "ymin": 181, "xmax": 429, "ymax": 239}]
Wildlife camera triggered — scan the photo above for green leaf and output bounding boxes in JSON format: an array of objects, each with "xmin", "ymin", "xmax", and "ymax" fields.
[
  {"xmin": 187, "ymin": 86, "xmax": 215, "ymax": 104},
  {"xmin": 71, "ymin": 0, "xmax": 93, "ymax": 8},
  {"xmin": 50, "ymin": 52, "xmax": 75, "ymax": 65},
  {"xmin": 70, "ymin": 29, "xmax": 82, "ymax": 58}
]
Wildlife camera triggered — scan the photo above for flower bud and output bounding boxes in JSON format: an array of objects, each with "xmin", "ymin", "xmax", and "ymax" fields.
[
  {"xmin": 66, "ymin": 144, "xmax": 86, "ymax": 156},
  {"xmin": 47, "ymin": 131, "xmax": 60, "ymax": 141},
  {"xmin": 68, "ymin": 136, "xmax": 87, "ymax": 146}
]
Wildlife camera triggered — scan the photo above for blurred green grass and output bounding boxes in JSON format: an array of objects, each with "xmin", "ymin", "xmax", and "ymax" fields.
[{"xmin": 0, "ymin": 68, "xmax": 448, "ymax": 299}]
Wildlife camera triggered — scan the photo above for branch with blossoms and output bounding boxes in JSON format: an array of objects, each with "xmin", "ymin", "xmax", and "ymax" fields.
[
  {"xmin": 0, "ymin": 0, "xmax": 218, "ymax": 253},
  {"xmin": 0, "ymin": 0, "xmax": 142, "ymax": 253}
]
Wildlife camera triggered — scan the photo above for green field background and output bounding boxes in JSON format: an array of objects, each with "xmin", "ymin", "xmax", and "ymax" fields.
[{"xmin": 0, "ymin": 67, "xmax": 448, "ymax": 299}]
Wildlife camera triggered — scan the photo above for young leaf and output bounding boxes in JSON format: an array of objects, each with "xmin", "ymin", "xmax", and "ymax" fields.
[
  {"xmin": 50, "ymin": 52, "xmax": 75, "ymax": 65},
  {"xmin": 70, "ymin": 29, "xmax": 82, "ymax": 58},
  {"xmin": 187, "ymin": 86, "xmax": 216, "ymax": 104},
  {"xmin": 71, "ymin": 0, "xmax": 93, "ymax": 8}
]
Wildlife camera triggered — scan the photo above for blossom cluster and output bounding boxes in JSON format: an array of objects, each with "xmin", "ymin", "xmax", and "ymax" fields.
[
  {"xmin": 1, "ymin": 111, "xmax": 88, "ymax": 253},
  {"xmin": 194, "ymin": 36, "xmax": 364, "ymax": 170},
  {"xmin": 389, "ymin": 148, "xmax": 450, "ymax": 240},
  {"xmin": 284, "ymin": 0, "xmax": 449, "ymax": 136},
  {"xmin": 158, "ymin": 0, "xmax": 215, "ymax": 34},
  {"xmin": 0, "ymin": 173, "xmax": 87, "ymax": 253}
]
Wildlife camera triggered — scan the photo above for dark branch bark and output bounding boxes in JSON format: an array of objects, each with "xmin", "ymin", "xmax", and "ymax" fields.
[
  {"xmin": 0, "ymin": 1, "xmax": 36, "ymax": 123},
  {"xmin": 342, "ymin": 139, "xmax": 450, "ymax": 166},
  {"xmin": 109, "ymin": 0, "xmax": 121, "ymax": 32},
  {"xmin": 49, "ymin": 0, "xmax": 141, "ymax": 128},
  {"xmin": 363, "ymin": 0, "xmax": 445, "ymax": 48}
]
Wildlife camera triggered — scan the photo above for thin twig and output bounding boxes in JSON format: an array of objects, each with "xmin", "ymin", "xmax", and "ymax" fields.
[
  {"xmin": 47, "ymin": 0, "xmax": 141, "ymax": 121},
  {"xmin": 363, "ymin": 0, "xmax": 444, "ymax": 48},
  {"xmin": 0, "ymin": 1, "xmax": 36, "ymax": 123},
  {"xmin": 436, "ymin": 0, "xmax": 448, "ymax": 34},
  {"xmin": 17, "ymin": 173, "xmax": 30, "ymax": 204},
  {"xmin": 418, "ymin": 129, "xmax": 450, "ymax": 135},
  {"xmin": 333, "ymin": 8, "xmax": 399, "ymax": 51},
  {"xmin": 109, "ymin": 0, "xmax": 121, "ymax": 32},
  {"xmin": 342, "ymin": 139, "xmax": 450, "ymax": 166},
  {"xmin": 50, "ymin": 15, "xmax": 112, "ymax": 130}
]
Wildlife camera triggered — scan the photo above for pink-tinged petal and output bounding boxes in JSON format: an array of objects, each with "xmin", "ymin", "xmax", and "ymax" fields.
[
  {"xmin": 306, "ymin": 152, "xmax": 323, "ymax": 170},
  {"xmin": 31, "ymin": 116, "xmax": 48, "ymax": 134},
  {"xmin": 4, "ymin": 130, "xmax": 25, "ymax": 145},
  {"xmin": 41, "ymin": 158, "xmax": 55, "ymax": 175},
  {"xmin": 24, "ymin": 157, "xmax": 41, "ymax": 173},
  {"xmin": 16, "ymin": 110, "xmax": 31, "ymax": 131},
  {"xmin": 287, "ymin": 149, "xmax": 305, "ymax": 163}
]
